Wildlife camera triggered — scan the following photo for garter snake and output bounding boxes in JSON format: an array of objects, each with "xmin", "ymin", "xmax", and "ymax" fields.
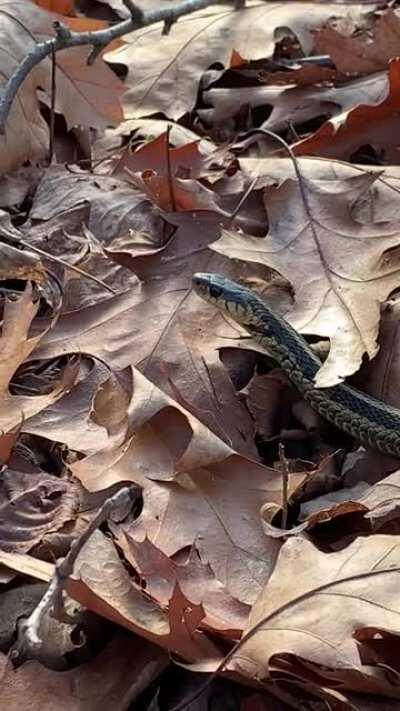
[{"xmin": 193, "ymin": 272, "xmax": 400, "ymax": 457}]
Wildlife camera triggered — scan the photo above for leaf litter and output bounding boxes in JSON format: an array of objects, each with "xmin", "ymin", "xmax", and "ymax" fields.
[{"xmin": 3, "ymin": 0, "xmax": 400, "ymax": 709}]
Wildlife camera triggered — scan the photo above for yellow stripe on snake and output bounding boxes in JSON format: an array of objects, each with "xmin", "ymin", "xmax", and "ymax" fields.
[{"xmin": 193, "ymin": 272, "xmax": 400, "ymax": 457}]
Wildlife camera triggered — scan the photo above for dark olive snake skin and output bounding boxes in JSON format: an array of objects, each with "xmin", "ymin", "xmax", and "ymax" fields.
[{"xmin": 193, "ymin": 272, "xmax": 400, "ymax": 457}]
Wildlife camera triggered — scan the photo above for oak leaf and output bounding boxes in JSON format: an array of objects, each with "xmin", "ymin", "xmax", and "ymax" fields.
[
  {"xmin": 231, "ymin": 535, "xmax": 400, "ymax": 696},
  {"xmin": 212, "ymin": 171, "xmax": 400, "ymax": 386},
  {"xmin": 108, "ymin": 1, "xmax": 368, "ymax": 120},
  {"xmin": 293, "ymin": 59, "xmax": 400, "ymax": 163}
]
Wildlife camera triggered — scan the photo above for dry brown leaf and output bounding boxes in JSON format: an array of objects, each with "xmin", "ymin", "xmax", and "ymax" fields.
[
  {"xmin": 244, "ymin": 371, "xmax": 299, "ymax": 441},
  {"xmin": 202, "ymin": 76, "xmax": 385, "ymax": 134},
  {"xmin": 107, "ymin": 1, "xmax": 368, "ymax": 120},
  {"xmin": 0, "ymin": 240, "xmax": 46, "ymax": 284},
  {"xmin": 293, "ymin": 58, "xmax": 400, "ymax": 163},
  {"xmin": 212, "ymin": 170, "xmax": 400, "ymax": 386},
  {"xmin": 230, "ymin": 535, "xmax": 400, "ymax": 697},
  {"xmin": 0, "ymin": 632, "xmax": 167, "ymax": 711},
  {"xmin": 0, "ymin": 466, "xmax": 79, "ymax": 553},
  {"xmin": 69, "ymin": 367, "xmax": 307, "ymax": 608},
  {"xmin": 298, "ymin": 468, "xmax": 400, "ymax": 533},
  {"xmin": 25, "ymin": 358, "xmax": 131, "ymax": 454},
  {"xmin": 112, "ymin": 133, "xmax": 231, "ymax": 210},
  {"xmin": 0, "ymin": 0, "xmax": 124, "ymax": 174},
  {"xmin": 68, "ymin": 529, "xmax": 220, "ymax": 660},
  {"xmin": 114, "ymin": 117, "xmax": 218, "ymax": 149},
  {"xmin": 314, "ymin": 9, "xmax": 400, "ymax": 76},
  {"xmin": 0, "ymin": 427, "xmax": 19, "ymax": 466},
  {"xmin": 34, "ymin": 0, "xmax": 75, "ymax": 13},
  {"xmin": 32, "ymin": 240, "xmax": 261, "ymax": 455},
  {"xmin": 29, "ymin": 166, "xmax": 164, "ymax": 246},
  {"xmin": 112, "ymin": 132, "xmax": 228, "ymax": 180},
  {"xmin": 114, "ymin": 534, "xmax": 249, "ymax": 635},
  {"xmin": 0, "ymin": 284, "xmax": 78, "ymax": 431}
]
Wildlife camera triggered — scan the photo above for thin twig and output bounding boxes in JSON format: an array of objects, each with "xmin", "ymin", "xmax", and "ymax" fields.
[
  {"xmin": 48, "ymin": 45, "xmax": 56, "ymax": 165},
  {"xmin": 1, "ymin": 232, "xmax": 119, "ymax": 294},
  {"xmin": 165, "ymin": 124, "xmax": 177, "ymax": 211},
  {"xmin": 15, "ymin": 485, "xmax": 139, "ymax": 661},
  {"xmin": 226, "ymin": 174, "xmax": 259, "ymax": 228},
  {"xmin": 236, "ymin": 127, "xmax": 315, "ymax": 234},
  {"xmin": 0, "ymin": 0, "xmax": 240, "ymax": 133},
  {"xmin": 278, "ymin": 442, "xmax": 289, "ymax": 529}
]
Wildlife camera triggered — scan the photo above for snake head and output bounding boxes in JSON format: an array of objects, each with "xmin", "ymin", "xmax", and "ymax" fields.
[{"xmin": 192, "ymin": 272, "xmax": 270, "ymax": 330}]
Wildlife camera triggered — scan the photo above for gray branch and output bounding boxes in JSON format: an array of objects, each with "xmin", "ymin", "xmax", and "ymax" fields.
[
  {"xmin": 0, "ymin": 0, "xmax": 235, "ymax": 133},
  {"xmin": 14, "ymin": 485, "xmax": 139, "ymax": 664}
]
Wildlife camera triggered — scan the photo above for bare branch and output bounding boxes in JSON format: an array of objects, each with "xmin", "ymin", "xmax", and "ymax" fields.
[
  {"xmin": 14, "ymin": 485, "xmax": 139, "ymax": 664},
  {"xmin": 0, "ymin": 0, "xmax": 235, "ymax": 133}
]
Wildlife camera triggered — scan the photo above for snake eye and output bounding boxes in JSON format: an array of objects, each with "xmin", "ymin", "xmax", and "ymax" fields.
[{"xmin": 209, "ymin": 285, "xmax": 222, "ymax": 299}]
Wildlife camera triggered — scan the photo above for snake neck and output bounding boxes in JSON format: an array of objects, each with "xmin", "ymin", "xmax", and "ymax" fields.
[{"xmin": 252, "ymin": 330, "xmax": 319, "ymax": 394}]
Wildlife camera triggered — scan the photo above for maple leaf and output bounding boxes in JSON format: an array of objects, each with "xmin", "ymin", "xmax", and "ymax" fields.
[
  {"xmin": 212, "ymin": 171, "xmax": 400, "ymax": 386},
  {"xmin": 116, "ymin": 533, "xmax": 250, "ymax": 635},
  {"xmin": 68, "ymin": 529, "xmax": 220, "ymax": 661}
]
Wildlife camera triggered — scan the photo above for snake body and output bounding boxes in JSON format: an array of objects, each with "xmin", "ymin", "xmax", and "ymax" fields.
[{"xmin": 193, "ymin": 272, "xmax": 400, "ymax": 457}]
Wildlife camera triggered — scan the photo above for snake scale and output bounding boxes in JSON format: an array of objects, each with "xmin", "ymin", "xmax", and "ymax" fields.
[{"xmin": 193, "ymin": 272, "xmax": 400, "ymax": 457}]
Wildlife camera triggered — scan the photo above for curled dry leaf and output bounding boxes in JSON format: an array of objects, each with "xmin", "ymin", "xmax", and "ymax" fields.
[
  {"xmin": 202, "ymin": 76, "xmax": 386, "ymax": 135},
  {"xmin": 0, "ymin": 241, "xmax": 46, "ymax": 284},
  {"xmin": 299, "ymin": 468, "xmax": 400, "ymax": 534},
  {"xmin": 25, "ymin": 358, "xmax": 131, "ymax": 455},
  {"xmin": 212, "ymin": 171, "xmax": 400, "ymax": 386},
  {"xmin": 0, "ymin": 466, "xmax": 79, "ymax": 553},
  {"xmin": 0, "ymin": 284, "xmax": 78, "ymax": 431},
  {"xmin": 230, "ymin": 535, "xmax": 400, "ymax": 697},
  {"xmin": 293, "ymin": 58, "xmax": 400, "ymax": 163}
]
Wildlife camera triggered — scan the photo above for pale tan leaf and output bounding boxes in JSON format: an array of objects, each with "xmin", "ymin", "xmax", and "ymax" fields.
[
  {"xmin": 108, "ymin": 1, "xmax": 369, "ymax": 120},
  {"xmin": 212, "ymin": 171, "xmax": 400, "ymax": 386},
  {"xmin": 0, "ymin": 284, "xmax": 78, "ymax": 430},
  {"xmin": 231, "ymin": 535, "xmax": 400, "ymax": 696}
]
